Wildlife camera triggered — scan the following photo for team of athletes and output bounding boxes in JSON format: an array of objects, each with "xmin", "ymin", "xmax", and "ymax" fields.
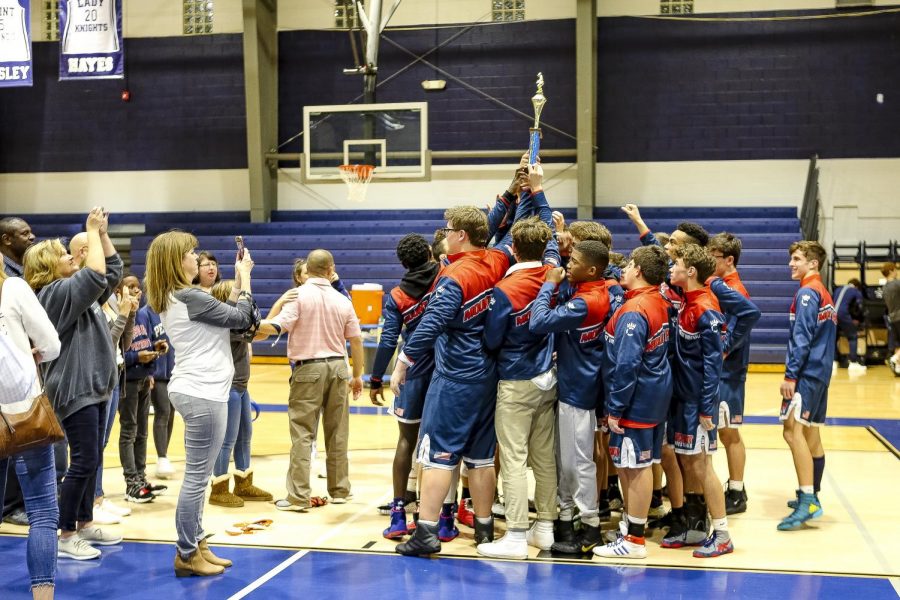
[{"xmin": 368, "ymin": 156, "xmax": 836, "ymax": 560}]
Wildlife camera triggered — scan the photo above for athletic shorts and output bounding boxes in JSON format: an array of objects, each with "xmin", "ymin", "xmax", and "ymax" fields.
[
  {"xmin": 718, "ymin": 378, "xmax": 745, "ymax": 429},
  {"xmin": 668, "ymin": 397, "xmax": 718, "ymax": 455},
  {"xmin": 417, "ymin": 372, "xmax": 498, "ymax": 470},
  {"xmin": 391, "ymin": 374, "xmax": 429, "ymax": 424},
  {"xmin": 779, "ymin": 378, "xmax": 828, "ymax": 426},
  {"xmin": 608, "ymin": 424, "xmax": 664, "ymax": 469}
]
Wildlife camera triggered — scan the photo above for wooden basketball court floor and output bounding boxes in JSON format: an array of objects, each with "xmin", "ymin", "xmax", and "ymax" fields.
[{"xmin": 1, "ymin": 365, "xmax": 898, "ymax": 599}]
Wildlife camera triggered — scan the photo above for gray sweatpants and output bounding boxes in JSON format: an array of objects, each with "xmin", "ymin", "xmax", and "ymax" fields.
[
  {"xmin": 169, "ymin": 391, "xmax": 227, "ymax": 558},
  {"xmin": 556, "ymin": 402, "xmax": 598, "ymax": 520}
]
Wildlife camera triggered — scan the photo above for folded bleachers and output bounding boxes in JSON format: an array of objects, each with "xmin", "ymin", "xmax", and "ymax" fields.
[{"xmin": 121, "ymin": 206, "xmax": 802, "ymax": 363}]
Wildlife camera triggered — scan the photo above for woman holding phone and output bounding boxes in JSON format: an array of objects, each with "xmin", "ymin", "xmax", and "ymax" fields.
[{"xmin": 144, "ymin": 231, "xmax": 259, "ymax": 577}]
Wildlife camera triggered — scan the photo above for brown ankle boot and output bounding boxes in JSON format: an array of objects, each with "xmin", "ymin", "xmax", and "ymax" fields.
[
  {"xmin": 174, "ymin": 550, "xmax": 225, "ymax": 577},
  {"xmin": 209, "ymin": 474, "xmax": 244, "ymax": 507},
  {"xmin": 233, "ymin": 469, "xmax": 273, "ymax": 502},
  {"xmin": 198, "ymin": 538, "xmax": 232, "ymax": 567}
]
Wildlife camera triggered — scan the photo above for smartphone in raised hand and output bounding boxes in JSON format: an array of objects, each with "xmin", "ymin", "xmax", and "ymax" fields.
[{"xmin": 235, "ymin": 235, "xmax": 245, "ymax": 261}]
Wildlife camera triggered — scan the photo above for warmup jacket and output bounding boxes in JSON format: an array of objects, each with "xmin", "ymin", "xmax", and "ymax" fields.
[
  {"xmin": 146, "ymin": 306, "xmax": 174, "ymax": 382},
  {"xmin": 673, "ymin": 288, "xmax": 726, "ymax": 420},
  {"xmin": 483, "ymin": 189, "xmax": 560, "ymax": 380},
  {"xmin": 400, "ymin": 247, "xmax": 513, "ymax": 382},
  {"xmin": 603, "ymin": 286, "xmax": 673, "ymax": 426},
  {"xmin": 785, "ymin": 273, "xmax": 836, "ymax": 384},
  {"xmin": 530, "ymin": 279, "xmax": 610, "ymax": 410},
  {"xmin": 370, "ymin": 263, "xmax": 442, "ymax": 386},
  {"xmin": 124, "ymin": 305, "xmax": 160, "ymax": 381},
  {"xmin": 707, "ymin": 272, "xmax": 760, "ymax": 382}
]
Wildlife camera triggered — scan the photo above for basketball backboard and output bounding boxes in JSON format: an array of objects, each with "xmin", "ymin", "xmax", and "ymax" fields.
[{"xmin": 302, "ymin": 102, "xmax": 430, "ymax": 182}]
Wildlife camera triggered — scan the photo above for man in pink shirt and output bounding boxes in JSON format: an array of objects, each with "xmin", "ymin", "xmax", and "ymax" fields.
[{"xmin": 258, "ymin": 250, "xmax": 364, "ymax": 510}]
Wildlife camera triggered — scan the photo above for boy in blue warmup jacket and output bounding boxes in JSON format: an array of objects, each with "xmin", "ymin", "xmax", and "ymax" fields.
[
  {"xmin": 530, "ymin": 239, "xmax": 611, "ymax": 555},
  {"xmin": 369, "ymin": 234, "xmax": 442, "ymax": 541},
  {"xmin": 391, "ymin": 167, "xmax": 537, "ymax": 557},
  {"xmin": 594, "ymin": 245, "xmax": 671, "ymax": 560},
  {"xmin": 663, "ymin": 244, "xmax": 733, "ymax": 558},
  {"xmin": 478, "ymin": 190, "xmax": 561, "ymax": 560},
  {"xmin": 778, "ymin": 241, "xmax": 836, "ymax": 531}
]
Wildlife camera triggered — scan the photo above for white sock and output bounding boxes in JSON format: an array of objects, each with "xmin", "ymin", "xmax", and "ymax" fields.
[
  {"xmin": 628, "ymin": 514, "xmax": 647, "ymax": 525},
  {"xmin": 476, "ymin": 516, "xmax": 492, "ymax": 526},
  {"xmin": 505, "ymin": 529, "xmax": 526, "ymax": 542},
  {"xmin": 534, "ymin": 519, "xmax": 554, "ymax": 532},
  {"xmin": 800, "ymin": 485, "xmax": 814, "ymax": 495},
  {"xmin": 728, "ymin": 480, "xmax": 744, "ymax": 492},
  {"xmin": 418, "ymin": 519, "xmax": 438, "ymax": 527},
  {"xmin": 713, "ymin": 517, "xmax": 728, "ymax": 532}
]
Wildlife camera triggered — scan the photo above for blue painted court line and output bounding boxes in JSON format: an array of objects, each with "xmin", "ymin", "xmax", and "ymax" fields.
[
  {"xmin": 0, "ymin": 536, "xmax": 294, "ymax": 600},
  {"xmin": 255, "ymin": 403, "xmax": 900, "ymax": 450},
  {"xmin": 2, "ymin": 538, "xmax": 897, "ymax": 599},
  {"xmin": 253, "ymin": 550, "xmax": 899, "ymax": 600}
]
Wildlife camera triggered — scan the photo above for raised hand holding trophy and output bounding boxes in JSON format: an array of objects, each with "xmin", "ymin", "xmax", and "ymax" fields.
[{"xmin": 529, "ymin": 72, "xmax": 547, "ymax": 166}]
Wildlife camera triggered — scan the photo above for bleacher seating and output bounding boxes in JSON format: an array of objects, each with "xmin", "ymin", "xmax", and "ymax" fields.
[{"xmin": 19, "ymin": 207, "xmax": 801, "ymax": 363}]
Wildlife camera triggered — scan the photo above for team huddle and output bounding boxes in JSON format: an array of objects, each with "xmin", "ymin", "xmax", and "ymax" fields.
[{"xmin": 367, "ymin": 157, "xmax": 837, "ymax": 560}]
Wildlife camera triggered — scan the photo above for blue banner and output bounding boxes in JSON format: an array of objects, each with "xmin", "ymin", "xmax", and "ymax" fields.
[
  {"xmin": 0, "ymin": 0, "xmax": 32, "ymax": 88},
  {"xmin": 59, "ymin": 0, "xmax": 123, "ymax": 80}
]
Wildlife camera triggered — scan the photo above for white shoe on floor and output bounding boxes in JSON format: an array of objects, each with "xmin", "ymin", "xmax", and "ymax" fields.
[
  {"xmin": 526, "ymin": 521, "xmax": 554, "ymax": 551},
  {"xmin": 78, "ymin": 526, "xmax": 122, "ymax": 546},
  {"xmin": 594, "ymin": 535, "xmax": 647, "ymax": 559},
  {"xmin": 155, "ymin": 457, "xmax": 176, "ymax": 480},
  {"xmin": 91, "ymin": 505, "xmax": 120, "ymax": 525},
  {"xmin": 848, "ymin": 362, "xmax": 867, "ymax": 374},
  {"xmin": 101, "ymin": 498, "xmax": 131, "ymax": 517},
  {"xmin": 492, "ymin": 502, "xmax": 506, "ymax": 518},
  {"xmin": 58, "ymin": 536, "xmax": 101, "ymax": 560},
  {"xmin": 477, "ymin": 533, "xmax": 528, "ymax": 559}
]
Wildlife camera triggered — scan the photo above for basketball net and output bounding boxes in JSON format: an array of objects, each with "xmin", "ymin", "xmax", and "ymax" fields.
[{"xmin": 339, "ymin": 164, "xmax": 375, "ymax": 202}]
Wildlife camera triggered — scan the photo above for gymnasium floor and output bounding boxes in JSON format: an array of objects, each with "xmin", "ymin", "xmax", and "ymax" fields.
[{"xmin": 1, "ymin": 364, "xmax": 898, "ymax": 599}]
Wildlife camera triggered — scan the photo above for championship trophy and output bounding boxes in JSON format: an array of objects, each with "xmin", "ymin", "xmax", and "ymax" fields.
[{"xmin": 529, "ymin": 73, "xmax": 547, "ymax": 165}]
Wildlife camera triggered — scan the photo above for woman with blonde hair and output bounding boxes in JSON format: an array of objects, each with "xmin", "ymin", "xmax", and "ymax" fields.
[
  {"xmin": 143, "ymin": 231, "xmax": 259, "ymax": 577},
  {"xmin": 25, "ymin": 208, "xmax": 124, "ymax": 561},
  {"xmin": 0, "ymin": 264, "xmax": 62, "ymax": 599}
]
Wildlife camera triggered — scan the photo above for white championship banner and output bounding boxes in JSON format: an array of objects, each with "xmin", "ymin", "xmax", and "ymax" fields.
[
  {"xmin": 0, "ymin": 0, "xmax": 32, "ymax": 87},
  {"xmin": 59, "ymin": 0, "xmax": 123, "ymax": 80}
]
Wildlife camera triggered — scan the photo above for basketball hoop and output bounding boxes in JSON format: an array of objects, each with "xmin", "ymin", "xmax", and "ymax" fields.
[{"xmin": 339, "ymin": 164, "xmax": 375, "ymax": 202}]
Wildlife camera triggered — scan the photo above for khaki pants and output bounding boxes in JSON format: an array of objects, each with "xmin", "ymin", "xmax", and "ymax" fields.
[
  {"xmin": 286, "ymin": 358, "xmax": 351, "ymax": 507},
  {"xmin": 495, "ymin": 379, "xmax": 558, "ymax": 529}
]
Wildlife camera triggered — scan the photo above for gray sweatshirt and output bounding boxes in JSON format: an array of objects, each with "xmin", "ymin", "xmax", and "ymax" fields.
[{"xmin": 38, "ymin": 255, "xmax": 124, "ymax": 420}]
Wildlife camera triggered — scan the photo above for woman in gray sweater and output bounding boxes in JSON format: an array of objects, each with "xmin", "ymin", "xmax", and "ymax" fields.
[{"xmin": 24, "ymin": 208, "xmax": 124, "ymax": 561}]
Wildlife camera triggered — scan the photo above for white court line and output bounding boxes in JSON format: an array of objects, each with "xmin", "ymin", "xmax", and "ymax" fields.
[
  {"xmin": 228, "ymin": 484, "xmax": 392, "ymax": 599},
  {"xmin": 824, "ymin": 470, "xmax": 894, "ymax": 575},
  {"xmin": 228, "ymin": 549, "xmax": 309, "ymax": 600},
  {"xmin": 889, "ymin": 577, "xmax": 899, "ymax": 597}
]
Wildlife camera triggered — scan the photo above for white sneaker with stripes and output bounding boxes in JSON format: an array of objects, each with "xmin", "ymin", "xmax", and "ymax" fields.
[{"xmin": 593, "ymin": 534, "xmax": 647, "ymax": 559}]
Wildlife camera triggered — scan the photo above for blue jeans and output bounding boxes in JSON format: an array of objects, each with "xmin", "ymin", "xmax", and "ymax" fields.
[
  {"xmin": 169, "ymin": 391, "xmax": 227, "ymax": 557},
  {"xmin": 0, "ymin": 445, "xmax": 59, "ymax": 590},
  {"xmin": 94, "ymin": 385, "xmax": 121, "ymax": 499},
  {"xmin": 213, "ymin": 388, "xmax": 253, "ymax": 476}
]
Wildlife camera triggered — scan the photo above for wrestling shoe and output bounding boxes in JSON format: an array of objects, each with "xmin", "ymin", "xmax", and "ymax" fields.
[
  {"xmin": 777, "ymin": 493, "xmax": 823, "ymax": 531},
  {"xmin": 396, "ymin": 522, "xmax": 441, "ymax": 556},
  {"xmin": 438, "ymin": 511, "xmax": 459, "ymax": 542},
  {"xmin": 594, "ymin": 534, "xmax": 647, "ymax": 559},
  {"xmin": 693, "ymin": 530, "xmax": 734, "ymax": 558},
  {"xmin": 457, "ymin": 498, "xmax": 475, "ymax": 528},
  {"xmin": 383, "ymin": 505, "xmax": 409, "ymax": 540},
  {"xmin": 724, "ymin": 487, "xmax": 747, "ymax": 515}
]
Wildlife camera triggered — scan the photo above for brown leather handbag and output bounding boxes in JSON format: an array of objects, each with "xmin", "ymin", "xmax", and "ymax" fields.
[
  {"xmin": 0, "ymin": 279, "xmax": 65, "ymax": 460},
  {"xmin": 0, "ymin": 390, "xmax": 66, "ymax": 460}
]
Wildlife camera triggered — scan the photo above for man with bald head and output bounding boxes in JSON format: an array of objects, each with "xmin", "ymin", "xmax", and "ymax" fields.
[
  {"xmin": 258, "ymin": 249, "xmax": 364, "ymax": 511},
  {"xmin": 0, "ymin": 217, "xmax": 36, "ymax": 277},
  {"xmin": 69, "ymin": 231, "xmax": 89, "ymax": 266}
]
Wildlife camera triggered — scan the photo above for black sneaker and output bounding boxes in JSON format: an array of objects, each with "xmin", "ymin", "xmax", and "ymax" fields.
[
  {"xmin": 143, "ymin": 480, "xmax": 168, "ymax": 495},
  {"xmin": 552, "ymin": 523, "xmax": 601, "ymax": 555},
  {"xmin": 125, "ymin": 483, "xmax": 155, "ymax": 504},
  {"xmin": 597, "ymin": 498, "xmax": 612, "ymax": 519},
  {"xmin": 474, "ymin": 517, "xmax": 494, "ymax": 545},
  {"xmin": 378, "ymin": 502, "xmax": 393, "ymax": 516},
  {"xmin": 724, "ymin": 488, "xmax": 747, "ymax": 515},
  {"xmin": 554, "ymin": 518, "xmax": 576, "ymax": 545},
  {"xmin": 396, "ymin": 521, "xmax": 441, "ymax": 556}
]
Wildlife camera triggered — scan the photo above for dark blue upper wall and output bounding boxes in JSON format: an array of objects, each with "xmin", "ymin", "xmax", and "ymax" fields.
[
  {"xmin": 2, "ymin": 11, "xmax": 899, "ymax": 174},
  {"xmin": 0, "ymin": 35, "xmax": 247, "ymax": 173},
  {"xmin": 598, "ymin": 11, "xmax": 900, "ymax": 161}
]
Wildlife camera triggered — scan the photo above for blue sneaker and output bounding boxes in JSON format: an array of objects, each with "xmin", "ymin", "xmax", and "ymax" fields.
[
  {"xmin": 438, "ymin": 511, "xmax": 459, "ymax": 542},
  {"xmin": 383, "ymin": 505, "xmax": 409, "ymax": 540},
  {"xmin": 777, "ymin": 493, "xmax": 823, "ymax": 531}
]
